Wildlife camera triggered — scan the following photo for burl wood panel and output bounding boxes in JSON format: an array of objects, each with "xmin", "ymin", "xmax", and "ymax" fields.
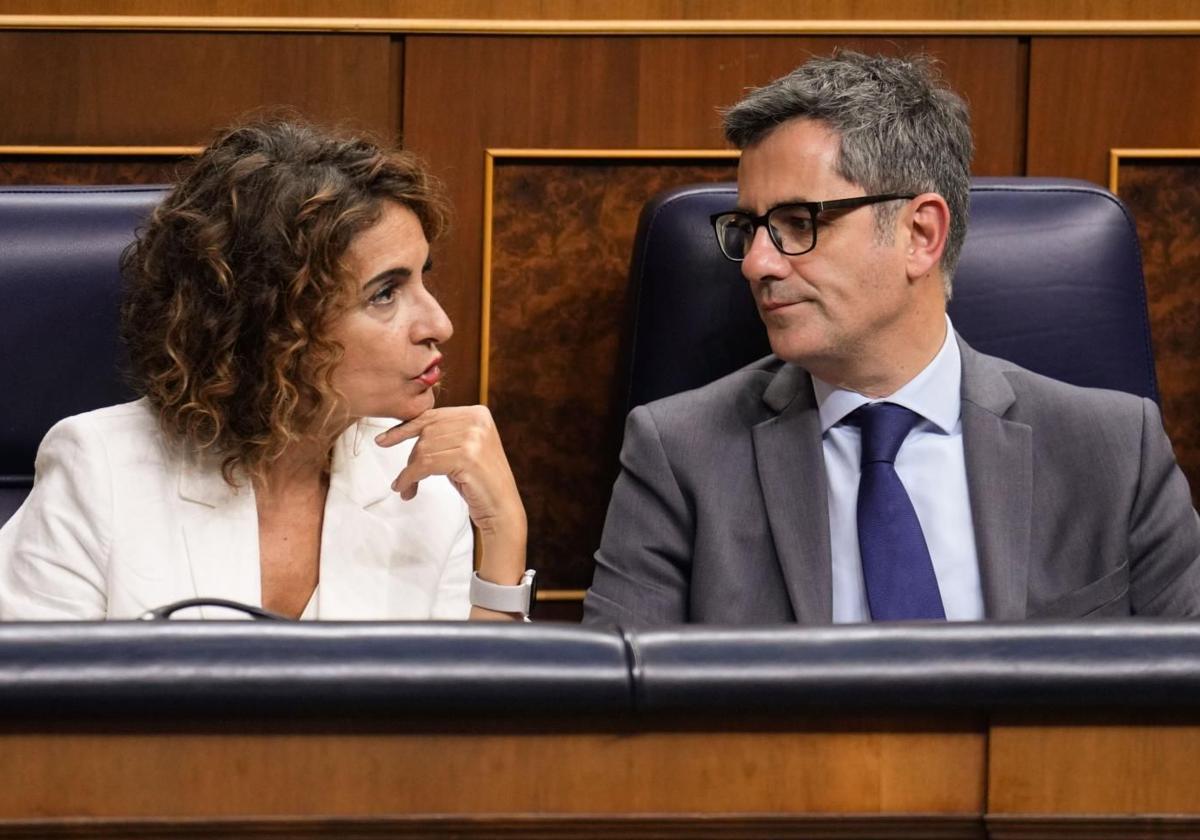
[
  {"xmin": 0, "ymin": 721, "xmax": 985, "ymax": 818},
  {"xmin": 0, "ymin": 31, "xmax": 396, "ymax": 146},
  {"xmin": 1027, "ymin": 38, "xmax": 1200, "ymax": 186},
  {"xmin": 988, "ymin": 716, "xmax": 1200, "ymax": 815},
  {"xmin": 0, "ymin": 156, "xmax": 190, "ymax": 185},
  {"xmin": 1120, "ymin": 160, "xmax": 1200, "ymax": 507},
  {"xmin": 404, "ymin": 36, "xmax": 1026, "ymax": 410},
  {"xmin": 488, "ymin": 159, "xmax": 735, "ymax": 590}
]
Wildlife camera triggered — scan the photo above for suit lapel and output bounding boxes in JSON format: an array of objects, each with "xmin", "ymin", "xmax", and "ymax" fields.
[
  {"xmin": 316, "ymin": 422, "xmax": 395, "ymax": 620},
  {"xmin": 178, "ymin": 456, "xmax": 261, "ymax": 618},
  {"xmin": 752, "ymin": 364, "xmax": 833, "ymax": 624},
  {"xmin": 959, "ymin": 337, "xmax": 1033, "ymax": 619}
]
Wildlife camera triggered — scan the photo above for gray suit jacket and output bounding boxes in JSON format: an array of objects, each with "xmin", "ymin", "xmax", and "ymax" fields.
[{"xmin": 583, "ymin": 337, "xmax": 1200, "ymax": 625}]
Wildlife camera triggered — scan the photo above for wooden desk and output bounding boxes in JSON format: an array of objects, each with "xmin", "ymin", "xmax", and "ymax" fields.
[
  {"xmin": 1, "ymin": 712, "xmax": 1197, "ymax": 837},
  {"xmin": 1, "ymin": 622, "xmax": 1198, "ymax": 838}
]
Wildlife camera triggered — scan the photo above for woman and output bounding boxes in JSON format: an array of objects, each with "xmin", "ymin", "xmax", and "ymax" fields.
[{"xmin": 0, "ymin": 119, "xmax": 530, "ymax": 621}]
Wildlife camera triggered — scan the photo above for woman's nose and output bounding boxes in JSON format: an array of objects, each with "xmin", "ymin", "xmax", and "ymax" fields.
[{"xmin": 417, "ymin": 290, "xmax": 454, "ymax": 345}]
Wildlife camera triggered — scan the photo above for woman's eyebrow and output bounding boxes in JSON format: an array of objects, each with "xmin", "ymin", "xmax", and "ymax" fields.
[{"xmin": 362, "ymin": 267, "xmax": 412, "ymax": 291}]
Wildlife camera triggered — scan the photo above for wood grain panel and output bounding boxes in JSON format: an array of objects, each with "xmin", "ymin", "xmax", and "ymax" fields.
[
  {"xmin": 1027, "ymin": 38, "xmax": 1200, "ymax": 186},
  {"xmin": 0, "ymin": 723, "xmax": 985, "ymax": 818},
  {"xmin": 487, "ymin": 157, "xmax": 737, "ymax": 590},
  {"xmin": 1117, "ymin": 157, "xmax": 1200, "ymax": 507},
  {"xmin": 0, "ymin": 31, "xmax": 396, "ymax": 146},
  {"xmin": 1, "ymin": 0, "xmax": 1199, "ymax": 21},
  {"xmin": 988, "ymin": 717, "xmax": 1200, "ymax": 815},
  {"xmin": 404, "ymin": 35, "xmax": 1025, "ymax": 410}
]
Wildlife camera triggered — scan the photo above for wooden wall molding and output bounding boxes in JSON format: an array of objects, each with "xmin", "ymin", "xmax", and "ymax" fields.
[
  {"xmin": 3, "ymin": 15, "xmax": 1200, "ymax": 34},
  {"xmin": 0, "ymin": 146, "xmax": 202, "ymax": 156},
  {"xmin": 986, "ymin": 815, "xmax": 1200, "ymax": 839},
  {"xmin": 0, "ymin": 814, "xmax": 986, "ymax": 839},
  {"xmin": 1109, "ymin": 147, "xmax": 1200, "ymax": 192}
]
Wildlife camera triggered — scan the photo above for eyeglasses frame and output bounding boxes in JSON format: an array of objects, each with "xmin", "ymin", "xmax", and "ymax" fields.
[{"xmin": 709, "ymin": 193, "xmax": 918, "ymax": 261}]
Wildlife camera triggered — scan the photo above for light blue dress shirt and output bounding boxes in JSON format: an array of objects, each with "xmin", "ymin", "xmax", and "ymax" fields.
[{"xmin": 812, "ymin": 319, "xmax": 984, "ymax": 623}]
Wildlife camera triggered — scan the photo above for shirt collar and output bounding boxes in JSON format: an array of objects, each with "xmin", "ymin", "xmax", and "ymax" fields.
[{"xmin": 812, "ymin": 315, "xmax": 961, "ymax": 434}]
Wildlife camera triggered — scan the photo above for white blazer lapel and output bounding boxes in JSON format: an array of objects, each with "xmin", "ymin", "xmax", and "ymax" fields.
[
  {"xmin": 316, "ymin": 422, "xmax": 396, "ymax": 620},
  {"xmin": 178, "ymin": 457, "xmax": 262, "ymax": 618}
]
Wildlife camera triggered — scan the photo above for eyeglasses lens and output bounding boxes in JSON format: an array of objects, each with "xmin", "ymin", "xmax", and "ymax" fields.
[
  {"xmin": 716, "ymin": 216, "xmax": 752, "ymax": 260},
  {"xmin": 768, "ymin": 206, "xmax": 815, "ymax": 255}
]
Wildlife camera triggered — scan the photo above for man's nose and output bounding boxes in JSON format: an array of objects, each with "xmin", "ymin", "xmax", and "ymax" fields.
[{"xmin": 741, "ymin": 225, "xmax": 788, "ymax": 283}]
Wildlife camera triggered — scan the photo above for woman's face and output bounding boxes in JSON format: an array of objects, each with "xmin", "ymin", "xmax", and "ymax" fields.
[{"xmin": 328, "ymin": 201, "xmax": 453, "ymax": 422}]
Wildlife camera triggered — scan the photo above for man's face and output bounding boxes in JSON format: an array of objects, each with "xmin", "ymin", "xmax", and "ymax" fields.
[{"xmin": 736, "ymin": 118, "xmax": 914, "ymax": 377}]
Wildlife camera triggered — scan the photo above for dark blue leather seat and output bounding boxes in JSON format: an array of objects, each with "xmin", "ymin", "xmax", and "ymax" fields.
[
  {"xmin": 0, "ymin": 186, "xmax": 165, "ymax": 524},
  {"xmin": 623, "ymin": 177, "xmax": 1158, "ymax": 415}
]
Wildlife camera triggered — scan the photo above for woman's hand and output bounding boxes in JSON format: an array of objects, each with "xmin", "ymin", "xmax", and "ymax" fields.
[{"xmin": 375, "ymin": 406, "xmax": 527, "ymax": 617}]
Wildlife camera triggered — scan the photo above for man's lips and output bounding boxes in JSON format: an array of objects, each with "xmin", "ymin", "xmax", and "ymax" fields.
[
  {"xmin": 760, "ymin": 298, "xmax": 810, "ymax": 312},
  {"xmin": 416, "ymin": 357, "xmax": 443, "ymax": 386}
]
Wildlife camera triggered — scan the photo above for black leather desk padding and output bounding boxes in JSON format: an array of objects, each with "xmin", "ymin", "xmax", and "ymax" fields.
[{"xmin": 1, "ymin": 621, "xmax": 1197, "ymax": 719}]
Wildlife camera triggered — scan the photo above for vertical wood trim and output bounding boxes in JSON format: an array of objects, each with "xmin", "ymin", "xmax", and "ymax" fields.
[
  {"xmin": 1015, "ymin": 37, "xmax": 1031, "ymax": 175},
  {"xmin": 479, "ymin": 148, "xmax": 496, "ymax": 406}
]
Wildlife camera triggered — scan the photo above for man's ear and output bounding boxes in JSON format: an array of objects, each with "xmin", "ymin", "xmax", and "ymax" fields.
[{"xmin": 904, "ymin": 193, "xmax": 950, "ymax": 281}]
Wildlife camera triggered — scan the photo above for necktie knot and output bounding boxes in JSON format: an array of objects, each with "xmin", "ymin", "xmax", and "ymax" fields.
[{"xmin": 856, "ymin": 403, "xmax": 921, "ymax": 465}]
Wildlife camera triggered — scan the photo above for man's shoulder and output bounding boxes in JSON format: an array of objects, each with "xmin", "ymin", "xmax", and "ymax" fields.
[
  {"xmin": 967, "ymin": 345, "xmax": 1149, "ymax": 432},
  {"xmin": 637, "ymin": 354, "xmax": 791, "ymax": 428}
]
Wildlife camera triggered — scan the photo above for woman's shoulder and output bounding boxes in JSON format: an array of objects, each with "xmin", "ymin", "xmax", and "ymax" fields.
[
  {"xmin": 48, "ymin": 398, "xmax": 158, "ymax": 436},
  {"xmin": 41, "ymin": 398, "xmax": 170, "ymax": 465}
]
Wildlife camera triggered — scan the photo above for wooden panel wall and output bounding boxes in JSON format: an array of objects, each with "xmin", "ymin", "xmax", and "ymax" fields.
[
  {"xmin": 1026, "ymin": 38, "xmax": 1200, "ymax": 185},
  {"xmin": 0, "ymin": 31, "xmax": 397, "ymax": 145}
]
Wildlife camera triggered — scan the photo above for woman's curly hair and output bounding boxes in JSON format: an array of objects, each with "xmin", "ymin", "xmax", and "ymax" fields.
[{"xmin": 121, "ymin": 117, "xmax": 450, "ymax": 484}]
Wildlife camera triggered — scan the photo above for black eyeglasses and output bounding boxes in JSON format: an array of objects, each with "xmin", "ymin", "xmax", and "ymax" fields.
[{"xmin": 710, "ymin": 194, "xmax": 916, "ymax": 261}]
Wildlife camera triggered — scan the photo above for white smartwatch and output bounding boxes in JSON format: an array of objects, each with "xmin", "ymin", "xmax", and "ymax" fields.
[{"xmin": 469, "ymin": 569, "xmax": 537, "ymax": 617}]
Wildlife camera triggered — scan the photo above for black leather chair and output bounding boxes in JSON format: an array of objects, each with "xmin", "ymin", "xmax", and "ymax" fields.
[
  {"xmin": 0, "ymin": 185, "xmax": 166, "ymax": 524},
  {"xmin": 623, "ymin": 177, "xmax": 1158, "ymax": 415}
]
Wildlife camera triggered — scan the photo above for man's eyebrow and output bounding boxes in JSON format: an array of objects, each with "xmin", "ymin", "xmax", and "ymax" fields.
[{"xmin": 735, "ymin": 198, "xmax": 812, "ymax": 214}]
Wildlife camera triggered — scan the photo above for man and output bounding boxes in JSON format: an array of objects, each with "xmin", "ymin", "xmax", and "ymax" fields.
[{"xmin": 583, "ymin": 51, "xmax": 1200, "ymax": 625}]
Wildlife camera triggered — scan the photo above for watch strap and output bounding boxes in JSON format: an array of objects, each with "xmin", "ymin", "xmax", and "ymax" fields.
[{"xmin": 469, "ymin": 569, "xmax": 535, "ymax": 616}]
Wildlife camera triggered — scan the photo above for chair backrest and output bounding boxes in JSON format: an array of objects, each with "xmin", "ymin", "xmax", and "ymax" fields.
[
  {"xmin": 623, "ymin": 177, "xmax": 1158, "ymax": 415},
  {"xmin": 0, "ymin": 185, "xmax": 167, "ymax": 524}
]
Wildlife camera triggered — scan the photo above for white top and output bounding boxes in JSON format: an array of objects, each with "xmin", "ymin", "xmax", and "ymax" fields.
[
  {"xmin": 0, "ymin": 399, "xmax": 473, "ymax": 621},
  {"xmin": 813, "ymin": 318, "xmax": 984, "ymax": 623}
]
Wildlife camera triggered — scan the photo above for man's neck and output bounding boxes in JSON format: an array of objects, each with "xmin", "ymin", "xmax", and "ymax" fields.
[{"xmin": 808, "ymin": 313, "xmax": 949, "ymax": 399}]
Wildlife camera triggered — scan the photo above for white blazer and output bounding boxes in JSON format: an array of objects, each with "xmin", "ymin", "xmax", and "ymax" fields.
[{"xmin": 0, "ymin": 400, "xmax": 472, "ymax": 620}]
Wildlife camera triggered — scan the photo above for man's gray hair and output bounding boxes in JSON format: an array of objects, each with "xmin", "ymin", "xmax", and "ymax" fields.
[{"xmin": 722, "ymin": 50, "xmax": 973, "ymax": 295}]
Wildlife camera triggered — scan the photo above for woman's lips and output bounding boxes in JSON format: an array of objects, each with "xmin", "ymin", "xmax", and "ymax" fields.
[{"xmin": 416, "ymin": 357, "xmax": 443, "ymax": 386}]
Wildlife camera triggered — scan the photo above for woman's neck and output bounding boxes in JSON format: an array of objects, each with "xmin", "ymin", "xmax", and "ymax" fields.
[{"xmin": 254, "ymin": 437, "xmax": 333, "ymax": 504}]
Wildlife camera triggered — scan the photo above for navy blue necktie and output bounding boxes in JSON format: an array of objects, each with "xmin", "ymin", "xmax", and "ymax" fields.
[{"xmin": 855, "ymin": 403, "xmax": 946, "ymax": 621}]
